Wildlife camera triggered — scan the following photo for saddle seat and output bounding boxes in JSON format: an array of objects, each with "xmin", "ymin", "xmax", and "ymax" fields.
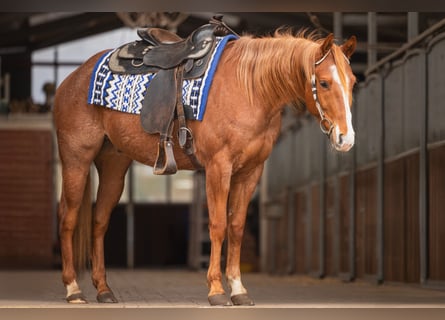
[
  {"xmin": 109, "ymin": 23, "xmax": 217, "ymax": 78},
  {"xmin": 137, "ymin": 27, "xmax": 183, "ymax": 45}
]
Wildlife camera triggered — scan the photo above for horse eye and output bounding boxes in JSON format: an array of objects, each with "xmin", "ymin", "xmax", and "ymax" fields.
[{"xmin": 319, "ymin": 80, "xmax": 330, "ymax": 89}]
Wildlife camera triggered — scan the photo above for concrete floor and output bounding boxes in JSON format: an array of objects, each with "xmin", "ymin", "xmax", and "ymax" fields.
[
  {"xmin": 1, "ymin": 269, "xmax": 444, "ymax": 319},
  {"xmin": 0, "ymin": 269, "xmax": 445, "ymax": 308}
]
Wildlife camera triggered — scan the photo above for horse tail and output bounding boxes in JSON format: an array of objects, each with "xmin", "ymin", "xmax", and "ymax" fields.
[{"xmin": 73, "ymin": 171, "xmax": 93, "ymax": 273}]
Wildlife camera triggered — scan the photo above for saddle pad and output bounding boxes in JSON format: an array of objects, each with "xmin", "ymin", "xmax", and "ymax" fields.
[{"xmin": 87, "ymin": 34, "xmax": 238, "ymax": 121}]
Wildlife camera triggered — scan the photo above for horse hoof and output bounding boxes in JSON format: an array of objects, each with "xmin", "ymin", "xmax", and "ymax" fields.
[
  {"xmin": 66, "ymin": 293, "xmax": 87, "ymax": 304},
  {"xmin": 231, "ymin": 293, "xmax": 255, "ymax": 306},
  {"xmin": 97, "ymin": 291, "xmax": 118, "ymax": 303},
  {"xmin": 208, "ymin": 294, "xmax": 232, "ymax": 306}
]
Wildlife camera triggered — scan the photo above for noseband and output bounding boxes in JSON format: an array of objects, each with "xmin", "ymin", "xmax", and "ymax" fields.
[{"xmin": 311, "ymin": 50, "xmax": 334, "ymax": 137}]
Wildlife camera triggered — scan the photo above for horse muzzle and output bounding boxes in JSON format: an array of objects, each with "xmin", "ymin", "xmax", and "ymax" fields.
[{"xmin": 330, "ymin": 126, "xmax": 355, "ymax": 152}]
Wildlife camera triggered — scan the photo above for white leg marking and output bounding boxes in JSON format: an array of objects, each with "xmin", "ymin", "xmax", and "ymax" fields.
[
  {"xmin": 66, "ymin": 280, "xmax": 82, "ymax": 297},
  {"xmin": 228, "ymin": 276, "xmax": 247, "ymax": 296},
  {"xmin": 329, "ymin": 65, "xmax": 355, "ymax": 149}
]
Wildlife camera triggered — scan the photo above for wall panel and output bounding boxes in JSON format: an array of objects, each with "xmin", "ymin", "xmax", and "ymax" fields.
[
  {"xmin": 428, "ymin": 145, "xmax": 445, "ymax": 281},
  {"xmin": 294, "ymin": 190, "xmax": 307, "ymax": 274},
  {"xmin": 355, "ymin": 167, "xmax": 378, "ymax": 278},
  {"xmin": 0, "ymin": 129, "xmax": 54, "ymax": 268},
  {"xmin": 338, "ymin": 174, "xmax": 351, "ymax": 275}
]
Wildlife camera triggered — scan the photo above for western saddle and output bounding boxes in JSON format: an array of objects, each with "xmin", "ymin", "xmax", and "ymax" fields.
[{"xmin": 108, "ymin": 16, "xmax": 236, "ymax": 175}]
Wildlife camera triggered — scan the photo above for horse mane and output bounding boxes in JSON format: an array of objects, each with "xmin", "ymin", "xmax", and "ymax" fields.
[{"xmin": 225, "ymin": 29, "xmax": 346, "ymax": 109}]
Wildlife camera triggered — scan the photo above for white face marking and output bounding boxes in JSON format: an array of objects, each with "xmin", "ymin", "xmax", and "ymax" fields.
[
  {"xmin": 328, "ymin": 64, "xmax": 355, "ymax": 151},
  {"xmin": 228, "ymin": 276, "xmax": 247, "ymax": 296}
]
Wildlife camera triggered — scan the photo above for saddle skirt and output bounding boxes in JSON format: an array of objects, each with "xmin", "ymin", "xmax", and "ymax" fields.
[{"xmin": 88, "ymin": 34, "xmax": 237, "ymax": 121}]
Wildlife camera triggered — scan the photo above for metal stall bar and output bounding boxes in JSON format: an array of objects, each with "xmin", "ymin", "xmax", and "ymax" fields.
[
  {"xmin": 347, "ymin": 107, "xmax": 357, "ymax": 282},
  {"xmin": 287, "ymin": 127, "xmax": 297, "ymax": 274},
  {"xmin": 367, "ymin": 12, "xmax": 378, "ymax": 67},
  {"xmin": 376, "ymin": 71, "xmax": 385, "ymax": 284},
  {"xmin": 407, "ymin": 12, "xmax": 419, "ymax": 41},
  {"xmin": 333, "ymin": 11, "xmax": 343, "ymax": 277},
  {"xmin": 317, "ymin": 134, "xmax": 327, "ymax": 278},
  {"xmin": 126, "ymin": 164, "xmax": 135, "ymax": 268},
  {"xmin": 407, "ymin": 18, "xmax": 422, "ymax": 284},
  {"xmin": 418, "ymin": 38, "xmax": 431, "ymax": 286},
  {"xmin": 419, "ymin": 49, "xmax": 428, "ymax": 285},
  {"xmin": 367, "ymin": 11, "xmax": 385, "ymax": 284}
]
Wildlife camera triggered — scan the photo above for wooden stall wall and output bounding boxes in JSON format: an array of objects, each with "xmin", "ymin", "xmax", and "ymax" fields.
[
  {"xmin": 263, "ymin": 27, "xmax": 445, "ymax": 289},
  {"xmin": 294, "ymin": 189, "xmax": 307, "ymax": 274},
  {"xmin": 427, "ymin": 146, "xmax": 445, "ymax": 282},
  {"xmin": 324, "ymin": 177, "xmax": 337, "ymax": 277},
  {"xmin": 0, "ymin": 129, "xmax": 54, "ymax": 268},
  {"xmin": 338, "ymin": 174, "xmax": 351, "ymax": 276},
  {"xmin": 427, "ymin": 33, "xmax": 445, "ymax": 284}
]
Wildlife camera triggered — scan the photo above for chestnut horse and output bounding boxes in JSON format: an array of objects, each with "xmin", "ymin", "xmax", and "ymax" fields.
[{"xmin": 54, "ymin": 29, "xmax": 357, "ymax": 306}]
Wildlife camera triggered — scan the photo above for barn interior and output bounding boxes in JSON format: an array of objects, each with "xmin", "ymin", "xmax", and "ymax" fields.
[{"xmin": 1, "ymin": 12, "xmax": 445, "ymax": 292}]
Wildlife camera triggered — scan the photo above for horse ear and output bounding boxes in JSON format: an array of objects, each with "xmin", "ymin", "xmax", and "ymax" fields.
[
  {"xmin": 320, "ymin": 33, "xmax": 334, "ymax": 55},
  {"xmin": 342, "ymin": 35, "xmax": 357, "ymax": 59}
]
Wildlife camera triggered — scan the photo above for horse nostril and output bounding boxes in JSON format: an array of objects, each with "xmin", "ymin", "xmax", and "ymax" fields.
[{"xmin": 338, "ymin": 134, "xmax": 344, "ymax": 145}]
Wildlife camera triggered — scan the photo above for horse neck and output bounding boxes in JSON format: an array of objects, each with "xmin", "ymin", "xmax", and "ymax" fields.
[{"xmin": 229, "ymin": 36, "xmax": 317, "ymax": 112}]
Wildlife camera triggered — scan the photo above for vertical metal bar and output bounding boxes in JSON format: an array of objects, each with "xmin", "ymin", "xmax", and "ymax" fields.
[
  {"xmin": 333, "ymin": 176, "xmax": 340, "ymax": 275},
  {"xmin": 54, "ymin": 47, "xmax": 58, "ymax": 87},
  {"xmin": 126, "ymin": 164, "xmax": 135, "ymax": 268},
  {"xmin": 349, "ymin": 148, "xmax": 357, "ymax": 280},
  {"xmin": 287, "ymin": 186, "xmax": 296, "ymax": 274},
  {"xmin": 166, "ymin": 175, "xmax": 172, "ymax": 203},
  {"xmin": 376, "ymin": 73, "xmax": 385, "ymax": 283},
  {"xmin": 287, "ymin": 128, "xmax": 297, "ymax": 274},
  {"xmin": 407, "ymin": 12, "xmax": 419, "ymax": 41},
  {"xmin": 187, "ymin": 174, "xmax": 195, "ymax": 268},
  {"xmin": 368, "ymin": 12, "xmax": 378, "ymax": 67},
  {"xmin": 269, "ymin": 219, "xmax": 276, "ymax": 273},
  {"xmin": 318, "ymin": 134, "xmax": 326, "ymax": 278},
  {"xmin": 348, "ymin": 94, "xmax": 358, "ymax": 281},
  {"xmin": 259, "ymin": 159, "xmax": 270, "ymax": 272},
  {"xmin": 306, "ymin": 184, "xmax": 312, "ymax": 274},
  {"xmin": 333, "ymin": 11, "xmax": 343, "ymax": 277},
  {"xmin": 333, "ymin": 12, "xmax": 343, "ymax": 41},
  {"xmin": 419, "ymin": 50, "xmax": 428, "ymax": 284}
]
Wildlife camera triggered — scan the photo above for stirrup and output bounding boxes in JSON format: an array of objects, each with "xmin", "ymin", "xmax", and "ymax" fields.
[{"xmin": 153, "ymin": 140, "xmax": 177, "ymax": 175}]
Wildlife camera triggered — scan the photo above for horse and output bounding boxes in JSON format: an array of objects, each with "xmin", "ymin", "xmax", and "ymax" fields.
[{"xmin": 53, "ymin": 28, "xmax": 357, "ymax": 306}]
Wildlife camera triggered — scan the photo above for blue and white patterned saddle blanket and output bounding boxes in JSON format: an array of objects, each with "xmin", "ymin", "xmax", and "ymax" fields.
[{"xmin": 87, "ymin": 34, "xmax": 237, "ymax": 121}]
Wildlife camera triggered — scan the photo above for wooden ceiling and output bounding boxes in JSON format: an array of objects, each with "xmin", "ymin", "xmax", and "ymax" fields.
[{"xmin": 1, "ymin": 12, "xmax": 445, "ymax": 77}]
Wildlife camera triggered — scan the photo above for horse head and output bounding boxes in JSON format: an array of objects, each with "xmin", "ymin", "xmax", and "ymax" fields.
[{"xmin": 305, "ymin": 34, "xmax": 357, "ymax": 152}]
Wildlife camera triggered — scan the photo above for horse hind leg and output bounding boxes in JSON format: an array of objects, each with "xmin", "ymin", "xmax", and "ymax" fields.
[
  {"xmin": 91, "ymin": 139, "xmax": 132, "ymax": 303},
  {"xmin": 58, "ymin": 162, "xmax": 95, "ymax": 303},
  {"xmin": 57, "ymin": 129, "xmax": 105, "ymax": 303}
]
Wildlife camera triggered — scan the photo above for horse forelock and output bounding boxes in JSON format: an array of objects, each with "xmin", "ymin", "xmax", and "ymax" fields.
[{"xmin": 226, "ymin": 30, "xmax": 321, "ymax": 109}]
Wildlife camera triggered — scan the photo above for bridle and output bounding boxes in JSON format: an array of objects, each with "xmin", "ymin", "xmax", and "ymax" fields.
[
  {"xmin": 311, "ymin": 50, "xmax": 334, "ymax": 137},
  {"xmin": 310, "ymin": 49, "xmax": 351, "ymax": 137}
]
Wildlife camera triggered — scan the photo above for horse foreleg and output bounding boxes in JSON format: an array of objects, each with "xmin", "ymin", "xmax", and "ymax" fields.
[
  {"xmin": 92, "ymin": 144, "xmax": 132, "ymax": 303},
  {"xmin": 225, "ymin": 165, "xmax": 263, "ymax": 306},
  {"xmin": 205, "ymin": 160, "xmax": 232, "ymax": 306}
]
